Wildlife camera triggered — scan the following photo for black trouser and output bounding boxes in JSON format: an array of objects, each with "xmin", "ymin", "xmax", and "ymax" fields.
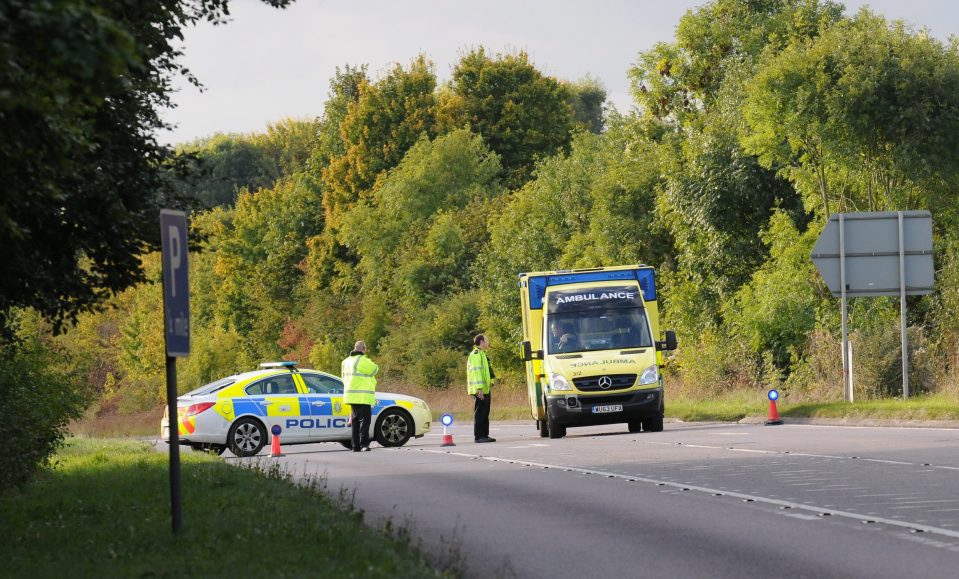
[
  {"xmin": 473, "ymin": 392, "xmax": 491, "ymax": 440},
  {"xmin": 351, "ymin": 404, "xmax": 372, "ymax": 450}
]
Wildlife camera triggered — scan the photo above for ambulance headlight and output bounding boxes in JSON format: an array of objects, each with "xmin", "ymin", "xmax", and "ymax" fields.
[
  {"xmin": 549, "ymin": 373, "xmax": 572, "ymax": 391},
  {"xmin": 639, "ymin": 365, "xmax": 659, "ymax": 385}
]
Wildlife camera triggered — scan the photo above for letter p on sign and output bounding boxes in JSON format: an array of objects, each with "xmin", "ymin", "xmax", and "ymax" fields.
[{"xmin": 160, "ymin": 210, "xmax": 190, "ymax": 357}]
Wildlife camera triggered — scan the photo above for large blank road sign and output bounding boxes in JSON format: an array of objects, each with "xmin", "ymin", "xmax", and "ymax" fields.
[
  {"xmin": 160, "ymin": 210, "xmax": 190, "ymax": 357},
  {"xmin": 811, "ymin": 211, "xmax": 933, "ymax": 297}
]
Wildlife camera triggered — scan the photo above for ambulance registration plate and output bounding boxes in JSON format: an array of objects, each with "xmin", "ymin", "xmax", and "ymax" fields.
[{"xmin": 592, "ymin": 404, "xmax": 623, "ymax": 414}]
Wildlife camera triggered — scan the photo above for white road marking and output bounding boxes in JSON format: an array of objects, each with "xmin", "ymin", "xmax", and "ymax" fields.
[{"xmin": 401, "ymin": 447, "xmax": 959, "ymax": 541}]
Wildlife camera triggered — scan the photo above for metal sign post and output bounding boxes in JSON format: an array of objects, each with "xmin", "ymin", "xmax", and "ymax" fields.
[
  {"xmin": 839, "ymin": 214, "xmax": 850, "ymax": 402},
  {"xmin": 812, "ymin": 211, "xmax": 933, "ymax": 402},
  {"xmin": 160, "ymin": 209, "xmax": 190, "ymax": 534}
]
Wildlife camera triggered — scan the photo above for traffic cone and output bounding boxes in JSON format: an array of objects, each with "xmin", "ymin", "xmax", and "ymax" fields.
[
  {"xmin": 270, "ymin": 431, "xmax": 285, "ymax": 457},
  {"xmin": 441, "ymin": 424, "xmax": 455, "ymax": 447},
  {"xmin": 765, "ymin": 398, "xmax": 784, "ymax": 426}
]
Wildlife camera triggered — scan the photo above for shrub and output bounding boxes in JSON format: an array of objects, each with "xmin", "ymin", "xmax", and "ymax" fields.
[{"xmin": 0, "ymin": 314, "xmax": 91, "ymax": 490}]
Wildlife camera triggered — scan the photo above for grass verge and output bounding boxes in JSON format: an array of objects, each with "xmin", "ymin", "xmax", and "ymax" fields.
[{"xmin": 0, "ymin": 438, "xmax": 448, "ymax": 578}]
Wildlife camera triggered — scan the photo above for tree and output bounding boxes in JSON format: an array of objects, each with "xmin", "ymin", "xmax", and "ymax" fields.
[
  {"xmin": 321, "ymin": 55, "xmax": 438, "ymax": 226},
  {"xmin": 564, "ymin": 76, "xmax": 607, "ymax": 133},
  {"xmin": 629, "ymin": 0, "xmax": 843, "ymax": 125},
  {"xmin": 742, "ymin": 10, "xmax": 959, "ymax": 218},
  {"xmin": 0, "ymin": 0, "xmax": 291, "ymax": 337},
  {"xmin": 448, "ymin": 48, "xmax": 579, "ymax": 189}
]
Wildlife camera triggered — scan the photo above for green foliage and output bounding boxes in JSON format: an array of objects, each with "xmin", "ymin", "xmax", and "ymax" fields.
[
  {"xmin": 723, "ymin": 211, "xmax": 820, "ymax": 369},
  {"xmin": 564, "ymin": 76, "xmax": 607, "ymax": 133},
  {"xmin": 743, "ymin": 9, "xmax": 959, "ymax": 217},
  {"xmin": 0, "ymin": 0, "xmax": 291, "ymax": 336},
  {"xmin": 174, "ymin": 119, "xmax": 319, "ymax": 208},
  {"xmin": 322, "ymin": 55, "xmax": 438, "ymax": 226},
  {"xmin": 449, "ymin": 48, "xmax": 579, "ymax": 188},
  {"xmin": 341, "ymin": 129, "xmax": 501, "ymax": 302},
  {"xmin": 379, "ymin": 292, "xmax": 482, "ymax": 389},
  {"xmin": 0, "ymin": 312, "xmax": 91, "ymax": 490},
  {"xmin": 309, "ymin": 337, "xmax": 342, "ymax": 375}
]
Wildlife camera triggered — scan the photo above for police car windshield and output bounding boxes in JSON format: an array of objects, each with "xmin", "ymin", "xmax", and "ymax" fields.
[
  {"xmin": 547, "ymin": 308, "xmax": 652, "ymax": 354},
  {"xmin": 185, "ymin": 377, "xmax": 235, "ymax": 397}
]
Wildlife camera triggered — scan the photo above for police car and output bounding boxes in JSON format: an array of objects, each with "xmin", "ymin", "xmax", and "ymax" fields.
[{"xmin": 160, "ymin": 362, "xmax": 432, "ymax": 457}]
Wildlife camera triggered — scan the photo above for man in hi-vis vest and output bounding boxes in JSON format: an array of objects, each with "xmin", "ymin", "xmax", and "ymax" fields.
[
  {"xmin": 342, "ymin": 340, "xmax": 379, "ymax": 452},
  {"xmin": 467, "ymin": 334, "xmax": 496, "ymax": 443}
]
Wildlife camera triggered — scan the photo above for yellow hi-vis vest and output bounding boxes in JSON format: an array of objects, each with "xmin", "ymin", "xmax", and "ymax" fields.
[
  {"xmin": 467, "ymin": 348, "xmax": 491, "ymax": 396},
  {"xmin": 342, "ymin": 354, "xmax": 378, "ymax": 406}
]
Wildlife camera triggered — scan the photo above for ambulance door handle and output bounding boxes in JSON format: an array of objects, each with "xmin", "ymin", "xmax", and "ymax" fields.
[
  {"xmin": 260, "ymin": 400, "xmax": 273, "ymax": 405},
  {"xmin": 312, "ymin": 401, "xmax": 327, "ymax": 406}
]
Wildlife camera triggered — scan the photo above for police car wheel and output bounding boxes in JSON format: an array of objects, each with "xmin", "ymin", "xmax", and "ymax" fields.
[
  {"xmin": 339, "ymin": 441, "xmax": 353, "ymax": 450},
  {"xmin": 228, "ymin": 418, "xmax": 267, "ymax": 457},
  {"xmin": 374, "ymin": 409, "xmax": 412, "ymax": 447}
]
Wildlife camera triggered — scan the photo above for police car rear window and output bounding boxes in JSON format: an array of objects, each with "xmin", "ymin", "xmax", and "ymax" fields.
[{"xmin": 185, "ymin": 377, "xmax": 235, "ymax": 397}]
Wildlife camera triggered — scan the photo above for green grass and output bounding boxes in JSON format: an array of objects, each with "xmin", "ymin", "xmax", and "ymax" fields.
[
  {"xmin": 666, "ymin": 391, "xmax": 959, "ymax": 422},
  {"xmin": 0, "ymin": 438, "xmax": 450, "ymax": 578}
]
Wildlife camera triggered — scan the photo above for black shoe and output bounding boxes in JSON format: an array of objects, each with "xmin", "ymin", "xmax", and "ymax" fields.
[
  {"xmin": 360, "ymin": 446, "xmax": 372, "ymax": 452},
  {"xmin": 475, "ymin": 437, "xmax": 496, "ymax": 443},
  {"xmin": 352, "ymin": 449, "xmax": 361, "ymax": 452}
]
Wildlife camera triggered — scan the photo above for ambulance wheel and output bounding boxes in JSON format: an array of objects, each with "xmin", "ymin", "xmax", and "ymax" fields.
[
  {"xmin": 228, "ymin": 418, "xmax": 267, "ymax": 457},
  {"xmin": 538, "ymin": 419, "xmax": 549, "ymax": 438},
  {"xmin": 643, "ymin": 414, "xmax": 664, "ymax": 432},
  {"xmin": 547, "ymin": 408, "xmax": 566, "ymax": 439},
  {"xmin": 339, "ymin": 441, "xmax": 353, "ymax": 450},
  {"xmin": 191, "ymin": 443, "xmax": 226, "ymax": 455},
  {"xmin": 627, "ymin": 419, "xmax": 643, "ymax": 433},
  {"xmin": 374, "ymin": 408, "xmax": 413, "ymax": 447}
]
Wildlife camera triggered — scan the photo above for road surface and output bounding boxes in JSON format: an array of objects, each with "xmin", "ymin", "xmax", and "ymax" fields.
[{"xmin": 226, "ymin": 421, "xmax": 959, "ymax": 578}]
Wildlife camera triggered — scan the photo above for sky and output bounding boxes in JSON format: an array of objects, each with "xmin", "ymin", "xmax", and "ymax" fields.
[{"xmin": 159, "ymin": 0, "xmax": 959, "ymax": 146}]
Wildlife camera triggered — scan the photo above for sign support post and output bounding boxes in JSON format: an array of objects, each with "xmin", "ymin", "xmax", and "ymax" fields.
[
  {"xmin": 839, "ymin": 214, "xmax": 851, "ymax": 402},
  {"xmin": 898, "ymin": 212, "xmax": 909, "ymax": 399},
  {"xmin": 160, "ymin": 209, "xmax": 190, "ymax": 534}
]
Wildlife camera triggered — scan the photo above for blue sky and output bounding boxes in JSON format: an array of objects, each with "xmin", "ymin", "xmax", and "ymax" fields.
[{"xmin": 159, "ymin": 0, "xmax": 959, "ymax": 145}]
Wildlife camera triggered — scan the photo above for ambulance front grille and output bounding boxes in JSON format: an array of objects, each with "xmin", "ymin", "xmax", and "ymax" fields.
[{"xmin": 573, "ymin": 374, "xmax": 636, "ymax": 392}]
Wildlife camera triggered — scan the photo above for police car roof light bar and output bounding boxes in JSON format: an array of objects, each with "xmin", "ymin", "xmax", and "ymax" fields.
[{"xmin": 260, "ymin": 361, "xmax": 298, "ymax": 369}]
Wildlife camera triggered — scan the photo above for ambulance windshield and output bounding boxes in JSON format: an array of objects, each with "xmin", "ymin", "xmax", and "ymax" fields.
[{"xmin": 547, "ymin": 308, "xmax": 652, "ymax": 354}]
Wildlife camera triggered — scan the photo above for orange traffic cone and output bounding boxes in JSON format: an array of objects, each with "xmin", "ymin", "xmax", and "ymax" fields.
[
  {"xmin": 440, "ymin": 413, "xmax": 455, "ymax": 447},
  {"xmin": 270, "ymin": 425, "xmax": 285, "ymax": 457},
  {"xmin": 441, "ymin": 428, "xmax": 455, "ymax": 447},
  {"xmin": 765, "ymin": 389, "xmax": 783, "ymax": 426}
]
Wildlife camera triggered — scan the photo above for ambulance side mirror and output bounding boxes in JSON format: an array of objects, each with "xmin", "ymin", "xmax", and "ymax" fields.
[
  {"xmin": 520, "ymin": 341, "xmax": 543, "ymax": 361},
  {"xmin": 520, "ymin": 341, "xmax": 532, "ymax": 362},
  {"xmin": 656, "ymin": 330, "xmax": 678, "ymax": 352}
]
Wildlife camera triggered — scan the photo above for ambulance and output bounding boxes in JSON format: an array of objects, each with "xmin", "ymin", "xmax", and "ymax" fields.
[{"xmin": 519, "ymin": 265, "xmax": 676, "ymax": 438}]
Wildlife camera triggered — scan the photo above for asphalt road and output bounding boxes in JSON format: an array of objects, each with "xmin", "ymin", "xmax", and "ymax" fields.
[{"xmin": 225, "ymin": 421, "xmax": 959, "ymax": 578}]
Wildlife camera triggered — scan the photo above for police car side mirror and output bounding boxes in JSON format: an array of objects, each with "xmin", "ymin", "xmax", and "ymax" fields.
[{"xmin": 656, "ymin": 330, "xmax": 678, "ymax": 352}]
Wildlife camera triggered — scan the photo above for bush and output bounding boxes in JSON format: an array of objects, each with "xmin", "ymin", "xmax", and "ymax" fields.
[{"xmin": 0, "ymin": 315, "xmax": 91, "ymax": 490}]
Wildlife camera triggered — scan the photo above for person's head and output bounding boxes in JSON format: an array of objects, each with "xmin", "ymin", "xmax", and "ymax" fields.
[
  {"xmin": 550, "ymin": 322, "xmax": 562, "ymax": 337},
  {"xmin": 354, "ymin": 340, "xmax": 366, "ymax": 353},
  {"xmin": 473, "ymin": 334, "xmax": 488, "ymax": 350}
]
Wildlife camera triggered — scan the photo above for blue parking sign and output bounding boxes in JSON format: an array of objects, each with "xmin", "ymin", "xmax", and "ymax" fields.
[{"xmin": 160, "ymin": 210, "xmax": 190, "ymax": 357}]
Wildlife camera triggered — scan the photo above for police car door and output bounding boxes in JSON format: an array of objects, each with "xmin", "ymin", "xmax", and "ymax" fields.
[
  {"xmin": 250, "ymin": 373, "xmax": 310, "ymax": 441},
  {"xmin": 299, "ymin": 373, "xmax": 350, "ymax": 440}
]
